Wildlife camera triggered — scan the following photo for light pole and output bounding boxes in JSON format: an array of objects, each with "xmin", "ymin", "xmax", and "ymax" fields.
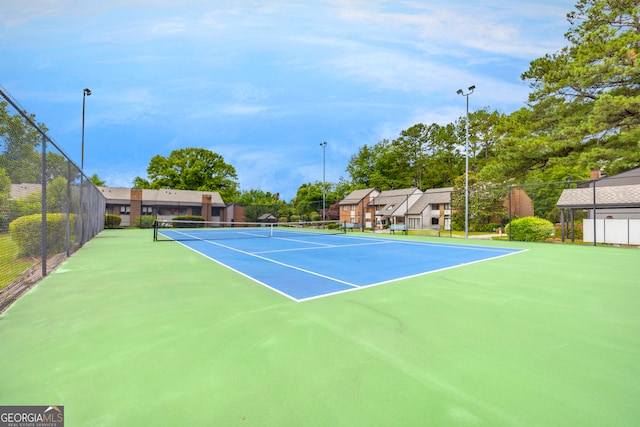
[
  {"xmin": 456, "ymin": 85, "xmax": 475, "ymax": 239},
  {"xmin": 320, "ymin": 141, "xmax": 327, "ymax": 222},
  {"xmin": 81, "ymin": 88, "xmax": 91, "ymax": 171}
]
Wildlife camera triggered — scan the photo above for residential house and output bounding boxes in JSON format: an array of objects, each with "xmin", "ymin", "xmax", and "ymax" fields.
[
  {"xmin": 257, "ymin": 213, "xmax": 278, "ymax": 223},
  {"xmin": 557, "ymin": 167, "xmax": 640, "ymax": 220},
  {"xmin": 338, "ymin": 188, "xmax": 379, "ymax": 229},
  {"xmin": 407, "ymin": 187, "xmax": 453, "ymax": 231},
  {"xmin": 99, "ymin": 187, "xmax": 226, "ymax": 227},
  {"xmin": 370, "ymin": 188, "xmax": 422, "ymax": 229},
  {"xmin": 556, "ymin": 167, "xmax": 640, "ymax": 244}
]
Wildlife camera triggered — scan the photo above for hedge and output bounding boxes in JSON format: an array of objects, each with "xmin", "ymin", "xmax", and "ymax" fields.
[
  {"xmin": 9, "ymin": 213, "xmax": 76, "ymax": 257},
  {"xmin": 505, "ymin": 216, "xmax": 555, "ymax": 242},
  {"xmin": 105, "ymin": 214, "xmax": 122, "ymax": 229}
]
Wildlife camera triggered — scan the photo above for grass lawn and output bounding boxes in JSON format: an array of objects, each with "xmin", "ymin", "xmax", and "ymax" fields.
[{"xmin": 0, "ymin": 233, "xmax": 34, "ymax": 290}]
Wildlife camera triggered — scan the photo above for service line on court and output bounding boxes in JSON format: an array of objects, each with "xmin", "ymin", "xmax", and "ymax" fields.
[
  {"xmin": 201, "ymin": 238, "xmax": 361, "ymax": 289},
  {"xmin": 254, "ymin": 239, "xmax": 394, "ymax": 254}
]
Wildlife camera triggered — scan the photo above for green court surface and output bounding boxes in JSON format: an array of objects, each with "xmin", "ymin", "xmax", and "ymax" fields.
[{"xmin": 1, "ymin": 229, "xmax": 638, "ymax": 426}]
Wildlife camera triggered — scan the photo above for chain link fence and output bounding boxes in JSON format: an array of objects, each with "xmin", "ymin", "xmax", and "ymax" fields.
[{"xmin": 1, "ymin": 86, "xmax": 106, "ymax": 312}]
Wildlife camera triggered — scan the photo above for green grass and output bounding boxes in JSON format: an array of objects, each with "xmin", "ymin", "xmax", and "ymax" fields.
[{"xmin": 0, "ymin": 233, "xmax": 34, "ymax": 290}]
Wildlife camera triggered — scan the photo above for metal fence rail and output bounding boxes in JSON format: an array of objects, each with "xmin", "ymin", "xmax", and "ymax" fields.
[{"xmin": 0, "ymin": 86, "xmax": 105, "ymax": 312}]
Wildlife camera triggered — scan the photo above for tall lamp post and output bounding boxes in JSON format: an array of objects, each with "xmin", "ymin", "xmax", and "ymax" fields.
[
  {"xmin": 456, "ymin": 85, "xmax": 475, "ymax": 239},
  {"xmin": 81, "ymin": 88, "xmax": 91, "ymax": 171},
  {"xmin": 320, "ymin": 141, "xmax": 327, "ymax": 222}
]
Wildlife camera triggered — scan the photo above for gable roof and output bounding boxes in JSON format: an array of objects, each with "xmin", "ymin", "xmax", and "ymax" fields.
[
  {"xmin": 339, "ymin": 188, "xmax": 378, "ymax": 205},
  {"xmin": 557, "ymin": 184, "xmax": 640, "ymax": 209},
  {"xmin": 9, "ymin": 183, "xmax": 41, "ymax": 200},
  {"xmin": 98, "ymin": 187, "xmax": 226, "ymax": 206},
  {"xmin": 369, "ymin": 187, "xmax": 421, "ymax": 206},
  {"xmin": 583, "ymin": 166, "xmax": 640, "ymax": 188},
  {"xmin": 407, "ymin": 187, "xmax": 453, "ymax": 214}
]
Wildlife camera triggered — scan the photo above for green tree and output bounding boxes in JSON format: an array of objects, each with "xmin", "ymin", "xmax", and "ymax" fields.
[
  {"xmin": 235, "ymin": 189, "xmax": 289, "ymax": 222},
  {"xmin": 89, "ymin": 174, "xmax": 106, "ymax": 186},
  {"xmin": 451, "ymin": 174, "xmax": 508, "ymax": 232},
  {"xmin": 0, "ymin": 101, "xmax": 46, "ymax": 184},
  {"xmin": 521, "ymin": 0, "xmax": 640, "ymax": 176},
  {"xmin": 134, "ymin": 148, "xmax": 240, "ymax": 201}
]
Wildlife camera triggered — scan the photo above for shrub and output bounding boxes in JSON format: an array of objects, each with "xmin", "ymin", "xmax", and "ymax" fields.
[
  {"xmin": 105, "ymin": 214, "xmax": 122, "ymax": 229},
  {"xmin": 136, "ymin": 215, "xmax": 155, "ymax": 229},
  {"xmin": 506, "ymin": 216, "xmax": 555, "ymax": 242},
  {"xmin": 553, "ymin": 222, "xmax": 584, "ymax": 240},
  {"xmin": 9, "ymin": 213, "xmax": 76, "ymax": 257}
]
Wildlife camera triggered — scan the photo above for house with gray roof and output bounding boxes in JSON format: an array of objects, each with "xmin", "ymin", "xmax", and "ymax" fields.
[
  {"xmin": 99, "ymin": 186, "xmax": 226, "ymax": 227},
  {"xmin": 556, "ymin": 167, "xmax": 640, "ymax": 244},
  {"xmin": 407, "ymin": 187, "xmax": 453, "ymax": 231},
  {"xmin": 368, "ymin": 188, "xmax": 422, "ymax": 229}
]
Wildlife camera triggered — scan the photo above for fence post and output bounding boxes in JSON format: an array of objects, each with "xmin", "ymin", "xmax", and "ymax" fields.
[
  {"xmin": 65, "ymin": 161, "xmax": 71, "ymax": 256},
  {"xmin": 508, "ymin": 186, "xmax": 512, "ymax": 241},
  {"xmin": 592, "ymin": 180, "xmax": 597, "ymax": 246},
  {"xmin": 41, "ymin": 135, "xmax": 47, "ymax": 278}
]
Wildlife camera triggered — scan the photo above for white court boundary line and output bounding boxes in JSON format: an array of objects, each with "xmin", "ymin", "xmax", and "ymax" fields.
[{"xmin": 165, "ymin": 229, "xmax": 527, "ymax": 302}]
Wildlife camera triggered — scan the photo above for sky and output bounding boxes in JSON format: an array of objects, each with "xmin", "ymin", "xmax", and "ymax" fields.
[{"xmin": 1, "ymin": 0, "xmax": 576, "ymax": 201}]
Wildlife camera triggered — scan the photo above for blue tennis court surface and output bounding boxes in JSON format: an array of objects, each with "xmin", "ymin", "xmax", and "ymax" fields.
[{"xmin": 161, "ymin": 231, "xmax": 525, "ymax": 301}]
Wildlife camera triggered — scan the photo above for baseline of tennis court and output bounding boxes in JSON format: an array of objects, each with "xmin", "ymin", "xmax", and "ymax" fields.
[{"xmin": 159, "ymin": 230, "xmax": 525, "ymax": 301}]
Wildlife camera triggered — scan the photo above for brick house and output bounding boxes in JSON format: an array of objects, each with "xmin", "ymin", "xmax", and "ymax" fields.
[
  {"xmin": 338, "ymin": 188, "xmax": 379, "ymax": 230},
  {"xmin": 99, "ymin": 187, "xmax": 226, "ymax": 227}
]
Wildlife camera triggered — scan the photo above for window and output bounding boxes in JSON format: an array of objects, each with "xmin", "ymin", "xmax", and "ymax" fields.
[
  {"xmin": 211, "ymin": 207, "xmax": 221, "ymax": 216},
  {"xmin": 192, "ymin": 207, "xmax": 201, "ymax": 216},
  {"xmin": 431, "ymin": 217, "xmax": 439, "ymax": 225},
  {"xmin": 342, "ymin": 205, "xmax": 347, "ymax": 211},
  {"xmin": 142, "ymin": 206, "xmax": 153, "ymax": 216},
  {"xmin": 431, "ymin": 203, "xmax": 440, "ymax": 211},
  {"xmin": 350, "ymin": 205, "xmax": 355, "ymax": 211},
  {"xmin": 158, "ymin": 207, "xmax": 187, "ymax": 216},
  {"xmin": 120, "ymin": 205, "xmax": 130, "ymax": 214}
]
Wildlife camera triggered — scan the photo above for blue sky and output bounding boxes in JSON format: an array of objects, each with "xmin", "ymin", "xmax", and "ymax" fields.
[{"xmin": 1, "ymin": 0, "xmax": 575, "ymax": 201}]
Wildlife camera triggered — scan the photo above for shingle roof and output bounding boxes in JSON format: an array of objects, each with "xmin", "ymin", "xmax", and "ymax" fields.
[
  {"xmin": 98, "ymin": 187, "xmax": 226, "ymax": 206},
  {"xmin": 338, "ymin": 188, "xmax": 377, "ymax": 205},
  {"xmin": 369, "ymin": 188, "xmax": 421, "ymax": 206},
  {"xmin": 9, "ymin": 183, "xmax": 41, "ymax": 200},
  {"xmin": 407, "ymin": 187, "xmax": 453, "ymax": 214},
  {"xmin": 557, "ymin": 184, "xmax": 640, "ymax": 208}
]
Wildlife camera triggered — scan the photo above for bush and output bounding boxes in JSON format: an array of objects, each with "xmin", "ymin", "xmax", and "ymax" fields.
[
  {"xmin": 9, "ymin": 213, "xmax": 76, "ymax": 257},
  {"xmin": 553, "ymin": 222, "xmax": 584, "ymax": 240},
  {"xmin": 506, "ymin": 216, "xmax": 555, "ymax": 242},
  {"xmin": 105, "ymin": 214, "xmax": 122, "ymax": 229},
  {"xmin": 136, "ymin": 215, "xmax": 155, "ymax": 229}
]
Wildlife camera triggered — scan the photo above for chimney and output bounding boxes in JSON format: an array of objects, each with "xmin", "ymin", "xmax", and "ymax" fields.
[{"xmin": 590, "ymin": 168, "xmax": 601, "ymax": 180}]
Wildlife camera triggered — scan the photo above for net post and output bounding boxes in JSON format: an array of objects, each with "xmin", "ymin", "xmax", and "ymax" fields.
[{"xmin": 153, "ymin": 220, "xmax": 158, "ymax": 241}]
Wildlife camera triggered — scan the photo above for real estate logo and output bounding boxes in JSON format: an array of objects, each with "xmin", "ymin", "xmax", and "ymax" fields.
[{"xmin": 0, "ymin": 406, "xmax": 64, "ymax": 427}]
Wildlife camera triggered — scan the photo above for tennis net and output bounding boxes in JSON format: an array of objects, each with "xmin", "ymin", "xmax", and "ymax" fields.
[{"xmin": 153, "ymin": 219, "xmax": 346, "ymax": 241}]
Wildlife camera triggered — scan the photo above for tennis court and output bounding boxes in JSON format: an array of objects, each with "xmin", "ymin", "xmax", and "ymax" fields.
[
  {"xmin": 1, "ymin": 229, "xmax": 639, "ymax": 426},
  {"xmin": 156, "ymin": 223, "xmax": 524, "ymax": 301}
]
